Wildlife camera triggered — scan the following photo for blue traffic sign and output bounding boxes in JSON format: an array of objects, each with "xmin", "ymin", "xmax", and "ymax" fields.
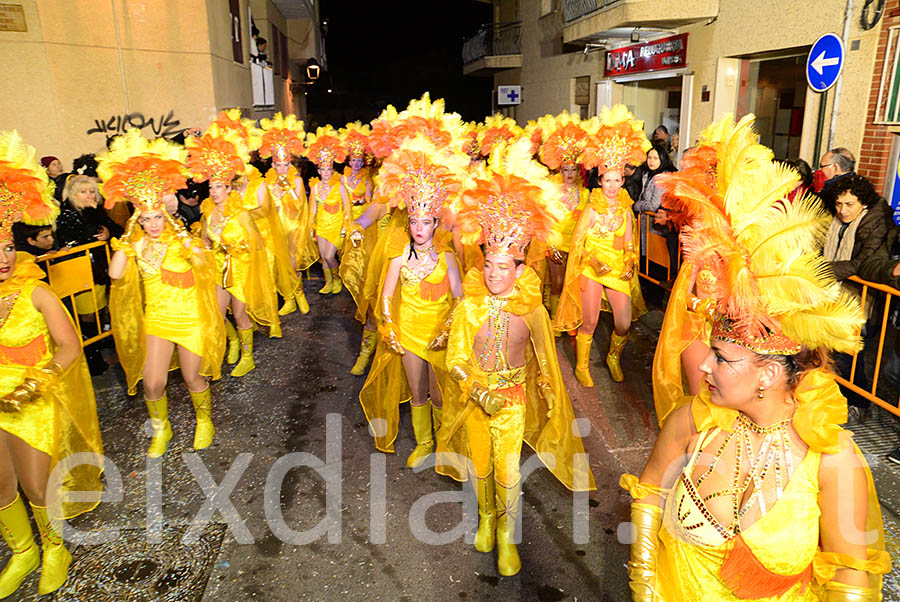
[{"xmin": 806, "ymin": 33, "xmax": 844, "ymax": 93}]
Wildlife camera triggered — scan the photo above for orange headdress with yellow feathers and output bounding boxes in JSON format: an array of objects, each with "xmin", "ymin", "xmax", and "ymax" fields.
[
  {"xmin": 212, "ymin": 108, "xmax": 262, "ymax": 156},
  {"xmin": 339, "ymin": 121, "xmax": 371, "ymax": 161},
  {"xmin": 538, "ymin": 111, "xmax": 601, "ymax": 170},
  {"xmin": 585, "ymin": 105, "xmax": 651, "ymax": 173},
  {"xmin": 97, "ymin": 129, "xmax": 188, "ymax": 214},
  {"xmin": 454, "ymin": 138, "xmax": 561, "ymax": 260},
  {"xmin": 656, "ymin": 114, "xmax": 863, "ymax": 355},
  {"xmin": 0, "ymin": 131, "xmax": 56, "ymax": 242},
  {"xmin": 478, "ymin": 114, "xmax": 522, "ymax": 157},
  {"xmin": 258, "ymin": 112, "xmax": 305, "ymax": 163},
  {"xmin": 185, "ymin": 124, "xmax": 249, "ymax": 184},
  {"xmin": 305, "ymin": 125, "xmax": 347, "ymax": 166},
  {"xmin": 368, "ymin": 93, "xmax": 465, "ymax": 160}
]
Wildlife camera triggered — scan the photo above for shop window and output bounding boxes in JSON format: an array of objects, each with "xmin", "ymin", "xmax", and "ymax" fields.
[
  {"xmin": 229, "ymin": 0, "xmax": 243, "ymax": 64},
  {"xmin": 875, "ymin": 26, "xmax": 900, "ymax": 124},
  {"xmin": 736, "ymin": 55, "xmax": 806, "ymax": 160}
]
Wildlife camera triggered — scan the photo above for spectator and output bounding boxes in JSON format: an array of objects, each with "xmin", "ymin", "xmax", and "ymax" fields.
[
  {"xmin": 822, "ymin": 173, "xmax": 892, "ymax": 424},
  {"xmin": 782, "ymin": 158, "xmax": 814, "ymax": 202},
  {"xmin": 622, "ymin": 162, "xmax": 642, "ymax": 202},
  {"xmin": 650, "ymin": 125, "xmax": 670, "ymax": 149},
  {"xmin": 858, "ymin": 226, "xmax": 900, "ymax": 462},
  {"xmin": 171, "ymin": 179, "xmax": 206, "ymax": 228},
  {"xmin": 817, "ymin": 146, "xmax": 855, "ymax": 205},
  {"xmin": 40, "ymin": 155, "xmax": 63, "ymax": 179},
  {"xmin": 12, "ymin": 222, "xmax": 55, "ymax": 256},
  {"xmin": 72, "ymin": 153, "xmax": 99, "ymax": 179},
  {"xmin": 633, "ymin": 144, "xmax": 678, "ymax": 273}
]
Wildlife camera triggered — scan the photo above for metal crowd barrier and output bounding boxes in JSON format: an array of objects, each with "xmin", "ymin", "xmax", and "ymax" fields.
[
  {"xmin": 637, "ymin": 211, "xmax": 681, "ymax": 288},
  {"xmin": 36, "ymin": 241, "xmax": 113, "ymax": 347}
]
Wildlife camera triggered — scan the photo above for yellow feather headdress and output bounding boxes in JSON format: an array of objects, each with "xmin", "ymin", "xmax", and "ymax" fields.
[
  {"xmin": 305, "ymin": 125, "xmax": 347, "ymax": 166},
  {"xmin": 585, "ymin": 104, "xmax": 651, "ymax": 173},
  {"xmin": 212, "ymin": 108, "xmax": 263, "ymax": 155},
  {"xmin": 258, "ymin": 112, "xmax": 305, "ymax": 163},
  {"xmin": 478, "ymin": 114, "xmax": 522, "ymax": 157},
  {"xmin": 538, "ymin": 111, "xmax": 601, "ymax": 170},
  {"xmin": 656, "ymin": 114, "xmax": 863, "ymax": 354},
  {"xmin": 185, "ymin": 123, "xmax": 249, "ymax": 184},
  {"xmin": 339, "ymin": 121, "xmax": 371, "ymax": 161},
  {"xmin": 0, "ymin": 131, "xmax": 56, "ymax": 240},
  {"xmin": 453, "ymin": 137, "xmax": 561, "ymax": 260},
  {"xmin": 368, "ymin": 93, "xmax": 466, "ymax": 159},
  {"xmin": 97, "ymin": 129, "xmax": 188, "ymax": 213}
]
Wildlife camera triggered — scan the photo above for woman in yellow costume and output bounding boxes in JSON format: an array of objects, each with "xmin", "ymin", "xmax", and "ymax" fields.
[
  {"xmin": 103, "ymin": 130, "xmax": 225, "ymax": 458},
  {"xmin": 215, "ymin": 109, "xmax": 301, "ymax": 316},
  {"xmin": 258, "ymin": 112, "xmax": 313, "ymax": 315},
  {"xmin": 622, "ymin": 114, "xmax": 890, "ymax": 602},
  {"xmin": 436, "ymin": 138, "xmax": 596, "ymax": 577},
  {"xmin": 188, "ymin": 125, "xmax": 280, "ymax": 378},
  {"xmin": 555, "ymin": 105, "xmax": 650, "ymax": 385},
  {"xmin": 536, "ymin": 112, "xmax": 596, "ymax": 325},
  {"xmin": 0, "ymin": 131, "xmax": 103, "ymax": 598},
  {"xmin": 306, "ymin": 126, "xmax": 349, "ymax": 294},
  {"xmin": 359, "ymin": 134, "xmax": 467, "ymax": 469},
  {"xmin": 338, "ymin": 122, "xmax": 378, "ymax": 374}
]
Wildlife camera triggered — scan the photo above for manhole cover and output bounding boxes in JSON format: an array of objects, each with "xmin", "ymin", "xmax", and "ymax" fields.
[{"xmin": 38, "ymin": 523, "xmax": 227, "ymax": 602}]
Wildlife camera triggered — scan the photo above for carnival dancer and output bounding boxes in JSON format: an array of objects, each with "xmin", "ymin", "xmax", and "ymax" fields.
[
  {"xmin": 555, "ymin": 105, "xmax": 650, "ymax": 385},
  {"xmin": 306, "ymin": 126, "xmax": 349, "ymax": 294},
  {"xmin": 0, "ymin": 131, "xmax": 103, "ymax": 597},
  {"xmin": 103, "ymin": 130, "xmax": 225, "ymax": 457},
  {"xmin": 215, "ymin": 109, "xmax": 300, "ymax": 315},
  {"xmin": 338, "ymin": 122, "xmax": 378, "ymax": 374},
  {"xmin": 536, "ymin": 111, "xmax": 596, "ymax": 325},
  {"xmin": 436, "ymin": 138, "xmax": 596, "ymax": 577},
  {"xmin": 258, "ymin": 112, "xmax": 313, "ymax": 315},
  {"xmin": 188, "ymin": 124, "xmax": 280, "ymax": 378},
  {"xmin": 622, "ymin": 114, "xmax": 890, "ymax": 601},
  {"xmin": 358, "ymin": 133, "xmax": 467, "ymax": 469}
]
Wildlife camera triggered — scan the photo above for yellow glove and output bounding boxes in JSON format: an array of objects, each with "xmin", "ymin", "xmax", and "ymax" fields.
[
  {"xmin": 628, "ymin": 503, "xmax": 662, "ymax": 602},
  {"xmin": 110, "ymin": 237, "xmax": 136, "ymax": 258},
  {"xmin": 378, "ymin": 296, "xmax": 404, "ymax": 355},
  {"xmin": 588, "ymin": 257, "xmax": 611, "ymax": 277},
  {"xmin": 549, "ymin": 246, "xmax": 564, "ymax": 265},
  {"xmin": 0, "ymin": 361, "xmax": 64, "ymax": 413},
  {"xmin": 449, "ymin": 366, "xmax": 504, "ymax": 415},
  {"xmin": 536, "ymin": 378, "xmax": 555, "ymax": 417},
  {"xmin": 823, "ymin": 582, "xmax": 876, "ymax": 602},
  {"xmin": 620, "ymin": 241, "xmax": 635, "ymax": 281},
  {"xmin": 427, "ymin": 298, "xmax": 459, "ymax": 351},
  {"xmin": 348, "ymin": 223, "xmax": 364, "ymax": 248}
]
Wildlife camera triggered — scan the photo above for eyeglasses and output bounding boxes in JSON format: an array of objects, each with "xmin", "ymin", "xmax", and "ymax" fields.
[{"xmin": 820, "ymin": 163, "xmax": 834, "ymax": 169}]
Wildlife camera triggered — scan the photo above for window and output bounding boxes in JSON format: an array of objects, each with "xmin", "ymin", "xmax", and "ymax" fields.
[
  {"xmin": 875, "ymin": 26, "xmax": 900, "ymax": 124},
  {"xmin": 229, "ymin": 0, "xmax": 243, "ymax": 64}
]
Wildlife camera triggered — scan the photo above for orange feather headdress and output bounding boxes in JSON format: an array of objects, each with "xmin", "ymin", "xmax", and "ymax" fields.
[
  {"xmin": 339, "ymin": 121, "xmax": 371, "ymax": 161},
  {"xmin": 305, "ymin": 125, "xmax": 347, "ymax": 166},
  {"xmin": 538, "ymin": 111, "xmax": 601, "ymax": 170},
  {"xmin": 368, "ymin": 93, "xmax": 465, "ymax": 160},
  {"xmin": 258, "ymin": 113, "xmax": 305, "ymax": 163},
  {"xmin": 585, "ymin": 105, "xmax": 651, "ymax": 173},
  {"xmin": 212, "ymin": 108, "xmax": 262, "ymax": 156},
  {"xmin": 97, "ymin": 129, "xmax": 188, "ymax": 214},
  {"xmin": 185, "ymin": 124, "xmax": 249, "ymax": 184},
  {"xmin": 655, "ymin": 114, "xmax": 863, "ymax": 355},
  {"xmin": 0, "ymin": 131, "xmax": 56, "ymax": 241},
  {"xmin": 478, "ymin": 114, "xmax": 522, "ymax": 157},
  {"xmin": 454, "ymin": 137, "xmax": 561, "ymax": 260}
]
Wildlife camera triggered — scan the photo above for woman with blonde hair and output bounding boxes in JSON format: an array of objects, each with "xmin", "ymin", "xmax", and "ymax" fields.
[{"xmin": 103, "ymin": 130, "xmax": 225, "ymax": 457}]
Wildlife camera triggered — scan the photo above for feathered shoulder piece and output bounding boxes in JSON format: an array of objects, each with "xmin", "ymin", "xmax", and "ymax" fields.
[
  {"xmin": 368, "ymin": 93, "xmax": 465, "ymax": 159},
  {"xmin": 478, "ymin": 114, "xmax": 522, "ymax": 157},
  {"xmin": 538, "ymin": 111, "xmax": 600, "ymax": 170},
  {"xmin": 657, "ymin": 114, "xmax": 863, "ymax": 354},
  {"xmin": 339, "ymin": 121, "xmax": 371, "ymax": 160},
  {"xmin": 213, "ymin": 108, "xmax": 262, "ymax": 154},
  {"xmin": 186, "ymin": 124, "xmax": 249, "ymax": 184},
  {"xmin": 305, "ymin": 125, "xmax": 347, "ymax": 166},
  {"xmin": 374, "ymin": 135, "xmax": 468, "ymax": 219},
  {"xmin": 258, "ymin": 113, "xmax": 305, "ymax": 162},
  {"xmin": 97, "ymin": 129, "xmax": 187, "ymax": 212},
  {"xmin": 452, "ymin": 137, "xmax": 559, "ymax": 260},
  {"xmin": 0, "ymin": 131, "xmax": 56, "ymax": 238},
  {"xmin": 585, "ymin": 104, "xmax": 651, "ymax": 172}
]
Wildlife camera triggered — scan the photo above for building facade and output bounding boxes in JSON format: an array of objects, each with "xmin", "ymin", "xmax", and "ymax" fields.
[
  {"xmin": 465, "ymin": 0, "xmax": 895, "ymax": 195},
  {"xmin": 0, "ymin": 0, "xmax": 320, "ymax": 163}
]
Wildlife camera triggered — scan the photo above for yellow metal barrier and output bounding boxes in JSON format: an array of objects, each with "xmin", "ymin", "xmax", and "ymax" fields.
[
  {"xmin": 637, "ymin": 211, "xmax": 681, "ymax": 288},
  {"xmin": 35, "ymin": 241, "xmax": 113, "ymax": 347}
]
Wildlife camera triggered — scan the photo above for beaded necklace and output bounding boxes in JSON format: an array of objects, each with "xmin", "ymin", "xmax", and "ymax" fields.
[
  {"xmin": 404, "ymin": 244, "xmax": 437, "ymax": 280},
  {"xmin": 140, "ymin": 238, "xmax": 168, "ymax": 272},
  {"xmin": 694, "ymin": 412, "xmax": 794, "ymax": 536},
  {"xmin": 0, "ymin": 292, "xmax": 20, "ymax": 330},
  {"xmin": 561, "ymin": 184, "xmax": 580, "ymax": 211},
  {"xmin": 477, "ymin": 295, "xmax": 510, "ymax": 371}
]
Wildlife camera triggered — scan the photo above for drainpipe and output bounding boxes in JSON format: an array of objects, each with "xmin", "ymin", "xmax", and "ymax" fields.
[{"xmin": 827, "ymin": 0, "xmax": 854, "ymax": 149}]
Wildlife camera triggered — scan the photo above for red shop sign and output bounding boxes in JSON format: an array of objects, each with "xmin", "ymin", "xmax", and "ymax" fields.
[{"xmin": 604, "ymin": 33, "xmax": 688, "ymax": 77}]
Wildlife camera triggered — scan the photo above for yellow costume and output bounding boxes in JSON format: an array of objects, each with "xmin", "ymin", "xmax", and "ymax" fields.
[
  {"xmin": 623, "ymin": 114, "xmax": 890, "ymax": 601},
  {"xmin": 310, "ymin": 172, "xmax": 345, "ymax": 250},
  {"xmin": 245, "ymin": 168, "xmax": 300, "ymax": 303},
  {"xmin": 0, "ymin": 130, "xmax": 102, "ymax": 598},
  {"xmin": 265, "ymin": 165, "xmax": 318, "ymax": 271}
]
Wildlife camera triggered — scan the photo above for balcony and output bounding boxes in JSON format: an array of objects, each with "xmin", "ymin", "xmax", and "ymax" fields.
[
  {"xmin": 562, "ymin": 0, "xmax": 718, "ymax": 45},
  {"xmin": 462, "ymin": 21, "xmax": 522, "ymax": 76}
]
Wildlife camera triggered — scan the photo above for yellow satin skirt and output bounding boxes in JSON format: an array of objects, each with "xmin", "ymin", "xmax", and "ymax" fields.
[
  {"xmin": 215, "ymin": 249, "xmax": 252, "ymax": 304},
  {"xmin": 143, "ymin": 272, "xmax": 205, "ymax": 357},
  {"xmin": 0, "ymin": 388, "xmax": 53, "ymax": 455},
  {"xmin": 581, "ymin": 235, "xmax": 631, "ymax": 297},
  {"xmin": 316, "ymin": 207, "xmax": 344, "ymax": 250}
]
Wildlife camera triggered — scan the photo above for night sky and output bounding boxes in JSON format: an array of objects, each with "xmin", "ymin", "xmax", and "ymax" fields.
[{"xmin": 306, "ymin": 0, "xmax": 493, "ymax": 129}]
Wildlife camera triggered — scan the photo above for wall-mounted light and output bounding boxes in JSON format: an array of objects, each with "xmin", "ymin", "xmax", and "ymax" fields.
[
  {"xmin": 631, "ymin": 29, "xmax": 640, "ymax": 43},
  {"xmin": 306, "ymin": 58, "xmax": 321, "ymax": 81}
]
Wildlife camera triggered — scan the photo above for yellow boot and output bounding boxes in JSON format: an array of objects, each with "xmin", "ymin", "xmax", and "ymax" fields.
[
  {"xmin": 318, "ymin": 268, "xmax": 333, "ymax": 294},
  {"xmin": 350, "ymin": 330, "xmax": 377, "ymax": 375},
  {"xmin": 145, "ymin": 394, "xmax": 173, "ymax": 458},
  {"xmin": 278, "ymin": 295, "xmax": 297, "ymax": 316},
  {"xmin": 574, "ymin": 332, "xmax": 594, "ymax": 388},
  {"xmin": 296, "ymin": 289, "xmax": 310, "ymax": 314},
  {"xmin": 0, "ymin": 494, "xmax": 39, "ymax": 598},
  {"xmin": 549, "ymin": 295, "xmax": 561, "ymax": 338},
  {"xmin": 606, "ymin": 330, "xmax": 628, "ymax": 383},
  {"xmin": 190, "ymin": 387, "xmax": 215, "ymax": 450},
  {"xmin": 406, "ymin": 402, "xmax": 434, "ymax": 469},
  {"xmin": 225, "ymin": 321, "xmax": 240, "ymax": 364},
  {"xmin": 331, "ymin": 271, "xmax": 343, "ymax": 294},
  {"xmin": 30, "ymin": 503, "xmax": 71, "ymax": 595},
  {"xmin": 474, "ymin": 474, "xmax": 496, "ymax": 553},
  {"xmin": 231, "ymin": 328, "xmax": 255, "ymax": 377},
  {"xmin": 495, "ymin": 480, "xmax": 522, "ymax": 576},
  {"xmin": 431, "ymin": 404, "xmax": 442, "ymax": 438}
]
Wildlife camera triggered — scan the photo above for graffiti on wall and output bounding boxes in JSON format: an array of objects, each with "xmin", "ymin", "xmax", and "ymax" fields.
[{"xmin": 86, "ymin": 110, "xmax": 185, "ymax": 139}]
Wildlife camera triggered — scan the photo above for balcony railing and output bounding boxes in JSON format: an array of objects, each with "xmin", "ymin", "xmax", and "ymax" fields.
[
  {"xmin": 462, "ymin": 21, "xmax": 521, "ymax": 64},
  {"xmin": 563, "ymin": 0, "xmax": 621, "ymax": 23}
]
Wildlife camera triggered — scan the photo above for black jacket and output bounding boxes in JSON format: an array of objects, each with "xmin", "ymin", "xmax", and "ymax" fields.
[
  {"xmin": 54, "ymin": 202, "xmax": 123, "ymax": 286},
  {"xmin": 829, "ymin": 198, "xmax": 894, "ymax": 281}
]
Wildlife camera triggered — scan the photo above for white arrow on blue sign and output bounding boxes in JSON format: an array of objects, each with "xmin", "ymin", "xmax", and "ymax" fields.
[{"xmin": 806, "ymin": 33, "xmax": 844, "ymax": 93}]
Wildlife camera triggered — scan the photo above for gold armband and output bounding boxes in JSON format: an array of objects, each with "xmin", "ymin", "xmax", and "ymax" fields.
[{"xmin": 824, "ymin": 582, "xmax": 876, "ymax": 602}]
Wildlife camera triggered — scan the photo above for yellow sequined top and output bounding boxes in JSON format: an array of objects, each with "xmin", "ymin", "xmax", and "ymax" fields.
[
  {"xmin": 552, "ymin": 175, "xmax": 589, "ymax": 254},
  {"xmin": 342, "ymin": 166, "xmax": 372, "ymax": 220},
  {"xmin": 311, "ymin": 173, "xmax": 345, "ymax": 249},
  {"xmin": 0, "ymin": 255, "xmax": 103, "ymax": 519},
  {"xmin": 397, "ymin": 247, "xmax": 454, "ymax": 358}
]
